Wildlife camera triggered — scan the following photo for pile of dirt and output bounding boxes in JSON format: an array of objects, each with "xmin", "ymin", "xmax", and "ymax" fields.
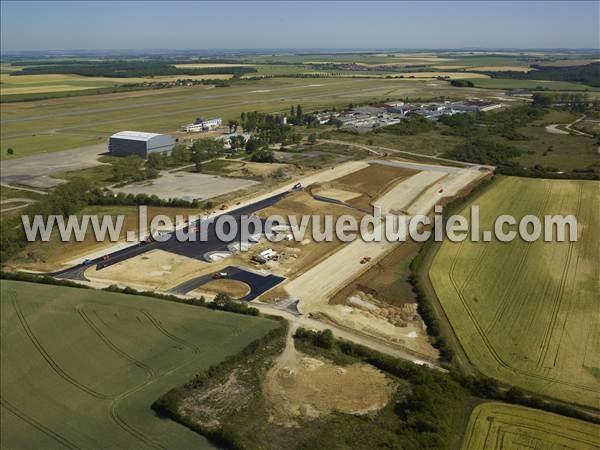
[{"xmin": 263, "ymin": 353, "xmax": 396, "ymax": 425}]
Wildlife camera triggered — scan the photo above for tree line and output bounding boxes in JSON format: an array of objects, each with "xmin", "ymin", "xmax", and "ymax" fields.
[
  {"xmin": 482, "ymin": 62, "xmax": 600, "ymax": 88},
  {"xmin": 12, "ymin": 61, "xmax": 257, "ymax": 78},
  {"xmin": 0, "ymin": 178, "xmax": 202, "ymax": 263}
]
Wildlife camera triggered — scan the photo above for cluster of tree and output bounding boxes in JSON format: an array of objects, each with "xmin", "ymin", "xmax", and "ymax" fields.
[
  {"xmin": 112, "ymin": 141, "xmax": 228, "ymax": 178},
  {"xmin": 375, "ymin": 114, "xmax": 437, "ymax": 136},
  {"xmin": 89, "ymin": 191, "xmax": 199, "ymax": 208},
  {"xmin": 407, "ymin": 268, "xmax": 453, "ymax": 362},
  {"xmin": 1, "ymin": 83, "xmax": 163, "ymax": 104},
  {"xmin": 439, "ymin": 105, "xmax": 545, "ymax": 140},
  {"xmin": 532, "ymin": 92, "xmax": 599, "ymax": 113},
  {"xmin": 0, "ymin": 178, "xmax": 95, "ymax": 262},
  {"xmin": 293, "ymin": 328, "xmax": 335, "ymax": 349},
  {"xmin": 190, "ymin": 139, "xmax": 225, "ymax": 172},
  {"xmin": 457, "ymin": 375, "xmax": 599, "ymax": 424},
  {"xmin": 239, "ymin": 110, "xmax": 302, "ymax": 147},
  {"xmin": 0, "ymin": 178, "xmax": 203, "ymax": 263},
  {"xmin": 210, "ymin": 293, "xmax": 259, "ymax": 316},
  {"xmin": 450, "ymin": 79, "xmax": 474, "ymax": 87},
  {"xmin": 443, "ymin": 138, "xmax": 598, "ymax": 180},
  {"xmin": 482, "ymin": 62, "xmax": 600, "ymax": 88},
  {"xmin": 112, "ymin": 155, "xmax": 158, "ymax": 182},
  {"xmin": 444, "ymin": 138, "xmax": 521, "ymax": 166},
  {"xmin": 12, "ymin": 60, "xmax": 257, "ymax": 78},
  {"xmin": 249, "ymin": 147, "xmax": 275, "ymax": 162}
]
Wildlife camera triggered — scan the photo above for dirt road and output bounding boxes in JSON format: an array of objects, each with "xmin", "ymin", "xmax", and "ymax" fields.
[
  {"xmin": 280, "ymin": 164, "xmax": 488, "ymax": 360},
  {"xmin": 545, "ymin": 124, "xmax": 570, "ymax": 135},
  {"xmin": 0, "ymin": 198, "xmax": 37, "ymax": 213},
  {"xmin": 255, "ymin": 302, "xmax": 443, "ymax": 368}
]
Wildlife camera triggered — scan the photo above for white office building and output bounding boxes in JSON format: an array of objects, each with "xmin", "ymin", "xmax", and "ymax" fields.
[{"xmin": 182, "ymin": 117, "xmax": 222, "ymax": 132}]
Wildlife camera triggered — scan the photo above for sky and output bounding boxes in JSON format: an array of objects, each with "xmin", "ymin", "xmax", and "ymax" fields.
[{"xmin": 1, "ymin": 1, "xmax": 599, "ymax": 52}]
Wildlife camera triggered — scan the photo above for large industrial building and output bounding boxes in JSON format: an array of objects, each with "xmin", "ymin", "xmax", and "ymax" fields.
[{"xmin": 108, "ymin": 131, "xmax": 176, "ymax": 158}]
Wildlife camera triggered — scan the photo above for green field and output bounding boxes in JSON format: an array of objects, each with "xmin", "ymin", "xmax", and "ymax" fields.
[
  {"xmin": 467, "ymin": 77, "xmax": 597, "ymax": 91},
  {"xmin": 328, "ymin": 129, "xmax": 465, "ymax": 156},
  {"xmin": 462, "ymin": 403, "xmax": 600, "ymax": 450},
  {"xmin": 0, "ymin": 72, "xmax": 233, "ymax": 96},
  {"xmin": 503, "ymin": 126, "xmax": 599, "ymax": 171},
  {"xmin": 1, "ymin": 77, "xmax": 495, "ymax": 159},
  {"xmin": 430, "ymin": 177, "xmax": 600, "ymax": 407},
  {"xmin": 0, "ymin": 280, "xmax": 277, "ymax": 449}
]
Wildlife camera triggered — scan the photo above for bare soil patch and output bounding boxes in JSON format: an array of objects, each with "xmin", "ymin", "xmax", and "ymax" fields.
[
  {"xmin": 263, "ymin": 352, "xmax": 396, "ymax": 424},
  {"xmin": 311, "ymin": 187, "xmax": 360, "ymax": 202},
  {"xmin": 234, "ymin": 162, "xmax": 294, "ymax": 177},
  {"xmin": 330, "ymin": 164, "xmax": 418, "ymax": 210},
  {"xmin": 113, "ymin": 171, "xmax": 259, "ymax": 201},
  {"xmin": 86, "ymin": 249, "xmax": 210, "ymax": 290},
  {"xmin": 330, "ymin": 239, "xmax": 420, "ymax": 306},
  {"xmin": 326, "ymin": 241, "xmax": 437, "ymax": 358}
]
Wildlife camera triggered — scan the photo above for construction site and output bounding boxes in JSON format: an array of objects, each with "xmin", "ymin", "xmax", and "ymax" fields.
[{"xmin": 40, "ymin": 153, "xmax": 491, "ymax": 364}]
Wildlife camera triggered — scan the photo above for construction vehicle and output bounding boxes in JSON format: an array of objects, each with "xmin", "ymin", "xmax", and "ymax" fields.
[
  {"xmin": 212, "ymin": 272, "xmax": 229, "ymax": 279},
  {"xmin": 251, "ymin": 255, "xmax": 267, "ymax": 264}
]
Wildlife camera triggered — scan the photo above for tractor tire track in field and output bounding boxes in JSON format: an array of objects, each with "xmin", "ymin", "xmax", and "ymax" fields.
[
  {"xmin": 76, "ymin": 304, "xmax": 165, "ymax": 448},
  {"xmin": 140, "ymin": 310, "xmax": 201, "ymax": 354},
  {"xmin": 76, "ymin": 304, "xmax": 157, "ymax": 378},
  {"xmin": 108, "ymin": 388, "xmax": 164, "ymax": 450},
  {"xmin": 477, "ymin": 411, "xmax": 600, "ymax": 448},
  {"xmin": 12, "ymin": 297, "xmax": 112, "ymax": 400},
  {"xmin": 537, "ymin": 183, "xmax": 583, "ymax": 369},
  {"xmin": 107, "ymin": 312, "xmax": 210, "ymax": 450},
  {"xmin": 486, "ymin": 183, "xmax": 553, "ymax": 337},
  {"xmin": 13, "ymin": 297, "xmax": 161, "ymax": 448},
  {"xmin": 459, "ymin": 238, "xmax": 492, "ymax": 294},
  {"xmin": 446, "ymin": 238, "xmax": 598, "ymax": 394},
  {"xmin": 0, "ymin": 396, "xmax": 81, "ymax": 450},
  {"xmin": 7, "ymin": 295, "xmax": 208, "ymax": 449}
]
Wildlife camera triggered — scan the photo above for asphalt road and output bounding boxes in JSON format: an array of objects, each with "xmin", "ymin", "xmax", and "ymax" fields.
[
  {"xmin": 169, "ymin": 265, "xmax": 285, "ymax": 302},
  {"xmin": 53, "ymin": 190, "xmax": 291, "ymax": 280}
]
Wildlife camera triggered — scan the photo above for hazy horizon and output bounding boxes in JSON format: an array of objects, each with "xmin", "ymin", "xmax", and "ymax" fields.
[{"xmin": 2, "ymin": 1, "xmax": 599, "ymax": 52}]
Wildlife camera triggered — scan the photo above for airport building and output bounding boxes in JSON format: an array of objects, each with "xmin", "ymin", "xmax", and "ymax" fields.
[
  {"xmin": 182, "ymin": 117, "xmax": 222, "ymax": 132},
  {"xmin": 108, "ymin": 131, "xmax": 177, "ymax": 158}
]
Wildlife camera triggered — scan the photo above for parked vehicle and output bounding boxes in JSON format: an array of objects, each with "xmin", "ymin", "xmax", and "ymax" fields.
[{"xmin": 212, "ymin": 272, "xmax": 229, "ymax": 279}]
